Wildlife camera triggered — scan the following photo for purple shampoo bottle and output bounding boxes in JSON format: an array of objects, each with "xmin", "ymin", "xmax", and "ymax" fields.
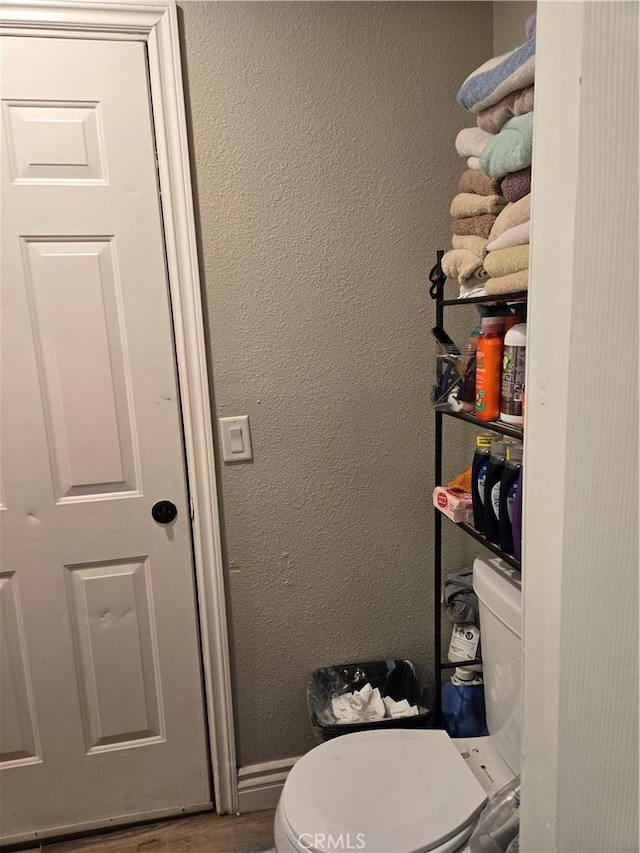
[{"xmin": 512, "ymin": 466, "xmax": 523, "ymax": 562}]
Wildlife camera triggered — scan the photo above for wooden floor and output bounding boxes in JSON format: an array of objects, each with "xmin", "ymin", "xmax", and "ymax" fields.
[{"xmin": 21, "ymin": 810, "xmax": 275, "ymax": 853}]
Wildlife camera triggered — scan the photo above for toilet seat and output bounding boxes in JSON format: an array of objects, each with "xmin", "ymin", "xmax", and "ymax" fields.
[
  {"xmin": 279, "ymin": 729, "xmax": 487, "ymax": 853},
  {"xmin": 276, "ymin": 800, "xmax": 474, "ymax": 853}
]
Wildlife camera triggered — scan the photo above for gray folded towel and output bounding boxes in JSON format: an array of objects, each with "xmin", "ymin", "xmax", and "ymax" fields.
[{"xmin": 443, "ymin": 569, "xmax": 479, "ymax": 626}]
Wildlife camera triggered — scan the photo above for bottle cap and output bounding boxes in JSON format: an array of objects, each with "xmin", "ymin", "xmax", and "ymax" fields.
[
  {"xmin": 503, "ymin": 314, "xmax": 521, "ymax": 332},
  {"xmin": 490, "ymin": 441, "xmax": 506, "ymax": 458},
  {"xmin": 481, "ymin": 316, "xmax": 503, "ymax": 332},
  {"xmin": 507, "ymin": 445, "xmax": 524, "ymax": 464},
  {"xmin": 504, "ymin": 322, "xmax": 528, "ymax": 344},
  {"xmin": 476, "ymin": 433, "xmax": 493, "ymax": 449},
  {"xmin": 452, "ymin": 667, "xmax": 482, "ymax": 685}
]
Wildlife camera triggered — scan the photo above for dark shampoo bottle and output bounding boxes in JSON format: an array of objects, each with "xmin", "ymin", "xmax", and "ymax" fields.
[
  {"xmin": 471, "ymin": 433, "xmax": 494, "ymax": 533},
  {"xmin": 484, "ymin": 440, "xmax": 507, "ymax": 544},
  {"xmin": 499, "ymin": 444, "xmax": 523, "ymax": 554}
]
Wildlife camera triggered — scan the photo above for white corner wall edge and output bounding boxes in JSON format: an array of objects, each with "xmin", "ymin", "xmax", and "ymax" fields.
[
  {"xmin": 520, "ymin": 2, "xmax": 583, "ymax": 848},
  {"xmin": 0, "ymin": 0, "xmax": 238, "ymax": 816},
  {"xmin": 522, "ymin": 2, "xmax": 639, "ymax": 851},
  {"xmin": 237, "ymin": 757, "xmax": 300, "ymax": 814}
]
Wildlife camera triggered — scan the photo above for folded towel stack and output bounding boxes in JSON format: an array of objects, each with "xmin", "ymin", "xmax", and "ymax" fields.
[
  {"xmin": 444, "ymin": 130, "xmax": 508, "ymax": 296},
  {"xmin": 444, "ymin": 188, "xmax": 495, "ymax": 295},
  {"xmin": 444, "ymin": 151, "xmax": 501, "ymax": 293},
  {"xmin": 449, "ymin": 11, "xmax": 536, "ymax": 296}
]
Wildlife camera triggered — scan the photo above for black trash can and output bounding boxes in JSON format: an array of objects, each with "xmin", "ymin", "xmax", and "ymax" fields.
[{"xmin": 307, "ymin": 659, "xmax": 434, "ymax": 741}]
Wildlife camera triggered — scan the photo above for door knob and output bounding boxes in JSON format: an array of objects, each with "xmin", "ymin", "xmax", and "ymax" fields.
[{"xmin": 152, "ymin": 500, "xmax": 178, "ymax": 524}]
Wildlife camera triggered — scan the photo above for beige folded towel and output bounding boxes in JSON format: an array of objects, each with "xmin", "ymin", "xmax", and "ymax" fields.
[
  {"xmin": 489, "ymin": 194, "xmax": 531, "ymax": 240},
  {"xmin": 484, "ymin": 245, "xmax": 529, "ymax": 278},
  {"xmin": 460, "ymin": 282, "xmax": 487, "ymax": 299},
  {"xmin": 458, "ymin": 169, "xmax": 502, "ymax": 196},
  {"xmin": 452, "ymin": 235, "xmax": 489, "ymax": 259},
  {"xmin": 451, "ymin": 193, "xmax": 506, "ymax": 219},
  {"xmin": 452, "ymin": 214, "xmax": 496, "ymax": 239},
  {"xmin": 485, "ymin": 269, "xmax": 529, "ymax": 296},
  {"xmin": 477, "ymin": 86, "xmax": 535, "ymax": 134},
  {"xmin": 467, "ymin": 156, "xmax": 481, "ymax": 170},
  {"xmin": 486, "ymin": 221, "xmax": 530, "ymax": 252},
  {"xmin": 455, "ymin": 126, "xmax": 495, "ymax": 158},
  {"xmin": 441, "ymin": 248, "xmax": 488, "ymax": 285}
]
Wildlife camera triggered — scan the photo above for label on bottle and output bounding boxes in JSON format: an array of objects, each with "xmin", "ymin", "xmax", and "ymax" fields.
[
  {"xmin": 476, "ymin": 435, "xmax": 493, "ymax": 449},
  {"xmin": 477, "ymin": 460, "xmax": 489, "ymax": 505},
  {"xmin": 475, "ymin": 336, "xmax": 501, "ymax": 420},
  {"xmin": 507, "ymin": 481, "xmax": 518, "ymax": 523},
  {"xmin": 448, "ymin": 623, "xmax": 480, "ymax": 661},
  {"xmin": 501, "ymin": 345, "xmax": 526, "ymax": 416},
  {"xmin": 491, "ymin": 480, "xmax": 501, "ymax": 519}
]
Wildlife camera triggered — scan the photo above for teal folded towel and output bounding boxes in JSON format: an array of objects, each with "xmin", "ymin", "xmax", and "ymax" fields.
[{"xmin": 480, "ymin": 113, "xmax": 534, "ymax": 180}]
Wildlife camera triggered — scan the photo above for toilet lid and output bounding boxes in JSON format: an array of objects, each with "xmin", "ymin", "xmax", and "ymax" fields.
[{"xmin": 282, "ymin": 729, "xmax": 487, "ymax": 853}]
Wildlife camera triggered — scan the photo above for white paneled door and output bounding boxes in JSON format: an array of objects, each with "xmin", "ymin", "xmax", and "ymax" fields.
[{"xmin": 0, "ymin": 36, "xmax": 211, "ymax": 841}]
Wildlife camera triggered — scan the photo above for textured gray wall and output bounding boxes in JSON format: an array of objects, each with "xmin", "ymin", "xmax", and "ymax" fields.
[
  {"xmin": 179, "ymin": 1, "xmax": 492, "ymax": 767},
  {"xmin": 493, "ymin": 1, "xmax": 537, "ymax": 54}
]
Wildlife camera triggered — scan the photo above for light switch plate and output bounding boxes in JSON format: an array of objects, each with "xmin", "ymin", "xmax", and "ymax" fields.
[{"xmin": 219, "ymin": 415, "xmax": 253, "ymax": 462}]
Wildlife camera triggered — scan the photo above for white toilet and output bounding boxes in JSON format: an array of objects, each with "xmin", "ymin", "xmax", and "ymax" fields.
[{"xmin": 274, "ymin": 556, "xmax": 522, "ymax": 853}]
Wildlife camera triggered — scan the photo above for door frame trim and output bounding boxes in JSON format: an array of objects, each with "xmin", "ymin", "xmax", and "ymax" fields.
[{"xmin": 1, "ymin": 0, "xmax": 238, "ymax": 815}]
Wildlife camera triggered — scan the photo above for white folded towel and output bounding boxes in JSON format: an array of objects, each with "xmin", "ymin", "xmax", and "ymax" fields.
[
  {"xmin": 459, "ymin": 282, "xmax": 487, "ymax": 299},
  {"xmin": 467, "ymin": 156, "xmax": 481, "ymax": 170},
  {"xmin": 455, "ymin": 126, "xmax": 496, "ymax": 158},
  {"xmin": 486, "ymin": 220, "xmax": 530, "ymax": 252}
]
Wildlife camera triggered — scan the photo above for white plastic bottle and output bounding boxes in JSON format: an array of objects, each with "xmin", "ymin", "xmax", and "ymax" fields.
[{"xmin": 500, "ymin": 323, "xmax": 527, "ymax": 425}]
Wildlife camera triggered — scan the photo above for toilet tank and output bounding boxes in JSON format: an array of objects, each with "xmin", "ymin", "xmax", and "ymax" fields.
[{"xmin": 473, "ymin": 557, "xmax": 522, "ymax": 774}]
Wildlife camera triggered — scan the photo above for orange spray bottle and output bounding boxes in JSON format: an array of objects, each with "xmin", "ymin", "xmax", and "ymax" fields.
[{"xmin": 475, "ymin": 316, "xmax": 503, "ymax": 421}]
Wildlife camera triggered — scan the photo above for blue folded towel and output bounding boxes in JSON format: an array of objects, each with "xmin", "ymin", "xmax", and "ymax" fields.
[
  {"xmin": 457, "ymin": 37, "xmax": 536, "ymax": 114},
  {"xmin": 480, "ymin": 113, "xmax": 534, "ymax": 180}
]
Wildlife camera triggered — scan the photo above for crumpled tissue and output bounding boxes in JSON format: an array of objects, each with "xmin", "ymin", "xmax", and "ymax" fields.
[{"xmin": 331, "ymin": 683, "xmax": 419, "ymax": 724}]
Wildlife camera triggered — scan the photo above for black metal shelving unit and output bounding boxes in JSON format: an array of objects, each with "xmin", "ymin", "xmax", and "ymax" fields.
[{"xmin": 429, "ymin": 251, "xmax": 524, "ymax": 721}]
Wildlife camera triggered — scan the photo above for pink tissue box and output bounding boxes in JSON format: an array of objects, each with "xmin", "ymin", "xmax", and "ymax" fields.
[{"xmin": 433, "ymin": 487, "xmax": 473, "ymax": 524}]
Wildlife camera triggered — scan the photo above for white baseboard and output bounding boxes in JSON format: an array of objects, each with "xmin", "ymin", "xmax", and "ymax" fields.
[{"xmin": 237, "ymin": 756, "xmax": 300, "ymax": 813}]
